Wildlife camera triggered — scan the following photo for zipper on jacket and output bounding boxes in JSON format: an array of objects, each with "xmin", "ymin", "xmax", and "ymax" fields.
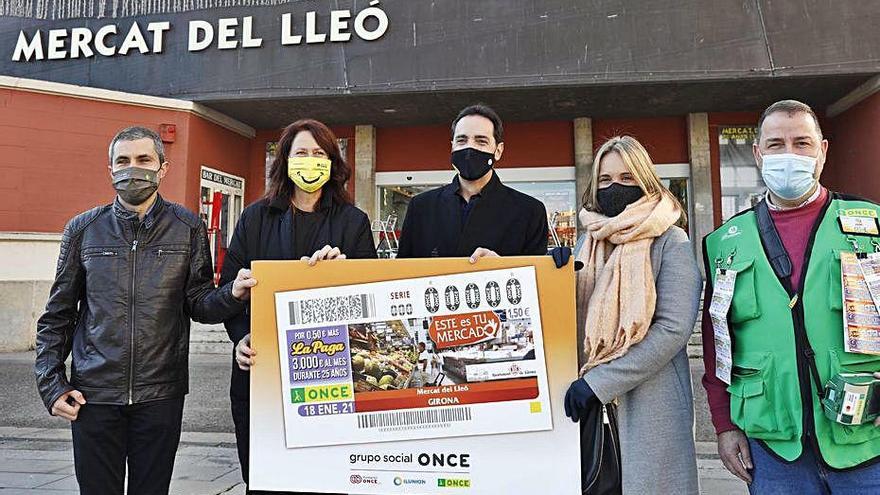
[
  {"xmin": 82, "ymin": 250, "xmax": 118, "ymax": 261},
  {"xmin": 585, "ymin": 406, "xmax": 607, "ymax": 491},
  {"xmin": 157, "ymin": 248, "xmax": 187, "ymax": 258},
  {"xmin": 128, "ymin": 231, "xmax": 140, "ymax": 405}
]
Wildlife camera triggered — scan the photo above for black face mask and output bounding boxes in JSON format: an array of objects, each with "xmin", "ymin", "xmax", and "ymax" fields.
[
  {"xmin": 451, "ymin": 147, "xmax": 496, "ymax": 181},
  {"xmin": 112, "ymin": 166, "xmax": 160, "ymax": 206},
  {"xmin": 596, "ymin": 183, "xmax": 644, "ymax": 217}
]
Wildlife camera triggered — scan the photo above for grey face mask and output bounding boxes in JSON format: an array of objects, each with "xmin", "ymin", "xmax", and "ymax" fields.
[{"xmin": 112, "ymin": 166, "xmax": 160, "ymax": 205}]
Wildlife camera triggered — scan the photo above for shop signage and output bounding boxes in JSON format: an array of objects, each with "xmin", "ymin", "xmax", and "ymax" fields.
[
  {"xmin": 12, "ymin": 1, "xmax": 389, "ymax": 62},
  {"xmin": 201, "ymin": 168, "xmax": 243, "ymax": 190}
]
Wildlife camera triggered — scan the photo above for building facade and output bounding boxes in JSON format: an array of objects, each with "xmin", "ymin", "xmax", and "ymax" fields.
[{"xmin": 1, "ymin": 0, "xmax": 879, "ymax": 349}]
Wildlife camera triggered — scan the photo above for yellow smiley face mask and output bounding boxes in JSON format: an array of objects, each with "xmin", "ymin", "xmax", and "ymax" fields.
[{"xmin": 287, "ymin": 156, "xmax": 332, "ymax": 193}]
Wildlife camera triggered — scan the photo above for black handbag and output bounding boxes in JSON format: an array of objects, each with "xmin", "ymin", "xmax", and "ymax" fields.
[{"xmin": 580, "ymin": 400, "xmax": 622, "ymax": 495}]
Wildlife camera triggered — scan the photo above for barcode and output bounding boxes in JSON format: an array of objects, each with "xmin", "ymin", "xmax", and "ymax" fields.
[
  {"xmin": 357, "ymin": 407, "xmax": 473, "ymax": 429},
  {"xmin": 289, "ymin": 294, "xmax": 376, "ymax": 325}
]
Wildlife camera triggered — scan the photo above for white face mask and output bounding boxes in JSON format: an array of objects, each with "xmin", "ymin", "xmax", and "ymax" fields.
[{"xmin": 759, "ymin": 152, "xmax": 818, "ymax": 201}]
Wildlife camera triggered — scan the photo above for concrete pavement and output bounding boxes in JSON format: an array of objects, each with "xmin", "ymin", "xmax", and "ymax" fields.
[
  {"xmin": 0, "ymin": 427, "xmax": 746, "ymax": 494},
  {"xmin": 1, "ymin": 351, "xmax": 745, "ymax": 494},
  {"xmin": 0, "ymin": 352, "xmax": 233, "ymax": 432},
  {"xmin": 0, "ymin": 427, "xmax": 244, "ymax": 494}
]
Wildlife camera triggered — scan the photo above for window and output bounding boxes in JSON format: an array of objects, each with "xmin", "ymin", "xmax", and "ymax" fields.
[
  {"xmin": 719, "ymin": 126, "xmax": 764, "ymax": 222},
  {"xmin": 506, "ymin": 181, "xmax": 577, "ymax": 248}
]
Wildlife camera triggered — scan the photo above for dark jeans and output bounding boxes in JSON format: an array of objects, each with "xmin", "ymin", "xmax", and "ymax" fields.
[
  {"xmin": 748, "ymin": 439, "xmax": 880, "ymax": 495},
  {"xmin": 231, "ymin": 365, "xmax": 338, "ymax": 495},
  {"xmin": 71, "ymin": 396, "xmax": 185, "ymax": 495}
]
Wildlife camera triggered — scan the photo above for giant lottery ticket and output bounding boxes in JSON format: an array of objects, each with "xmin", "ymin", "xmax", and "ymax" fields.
[{"xmin": 273, "ymin": 266, "xmax": 551, "ymax": 448}]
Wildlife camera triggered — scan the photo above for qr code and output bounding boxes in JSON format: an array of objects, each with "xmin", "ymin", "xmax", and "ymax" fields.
[{"xmin": 288, "ymin": 294, "xmax": 376, "ymax": 325}]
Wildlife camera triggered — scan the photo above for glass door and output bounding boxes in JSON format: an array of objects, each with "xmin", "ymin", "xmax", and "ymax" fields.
[
  {"xmin": 505, "ymin": 181, "xmax": 576, "ymax": 248},
  {"xmin": 655, "ymin": 163, "xmax": 693, "ymax": 239},
  {"xmin": 200, "ymin": 166, "xmax": 245, "ymax": 284},
  {"xmin": 375, "ymin": 168, "xmax": 577, "ymax": 258}
]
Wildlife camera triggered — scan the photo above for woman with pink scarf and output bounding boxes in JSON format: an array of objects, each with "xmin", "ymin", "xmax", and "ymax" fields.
[{"xmin": 564, "ymin": 136, "xmax": 702, "ymax": 494}]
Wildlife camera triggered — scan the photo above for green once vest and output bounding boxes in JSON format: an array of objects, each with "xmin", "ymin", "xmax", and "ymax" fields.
[{"xmin": 705, "ymin": 194, "xmax": 880, "ymax": 469}]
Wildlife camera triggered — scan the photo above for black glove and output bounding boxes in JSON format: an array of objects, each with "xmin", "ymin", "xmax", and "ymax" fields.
[
  {"xmin": 550, "ymin": 246, "xmax": 571, "ymax": 268},
  {"xmin": 549, "ymin": 246, "xmax": 584, "ymax": 270},
  {"xmin": 564, "ymin": 377, "xmax": 596, "ymax": 422}
]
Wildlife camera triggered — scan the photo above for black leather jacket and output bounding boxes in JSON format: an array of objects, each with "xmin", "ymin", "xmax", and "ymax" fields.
[{"xmin": 35, "ymin": 195, "xmax": 246, "ymax": 411}]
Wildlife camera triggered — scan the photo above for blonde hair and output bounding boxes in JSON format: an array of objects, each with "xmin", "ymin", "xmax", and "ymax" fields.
[{"xmin": 582, "ymin": 135, "xmax": 683, "ymax": 219}]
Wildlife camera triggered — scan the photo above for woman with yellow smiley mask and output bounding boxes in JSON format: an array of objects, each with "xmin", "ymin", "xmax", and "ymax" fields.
[{"xmin": 218, "ymin": 119, "xmax": 376, "ymax": 493}]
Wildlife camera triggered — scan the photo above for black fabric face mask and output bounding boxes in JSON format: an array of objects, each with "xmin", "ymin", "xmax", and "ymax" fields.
[
  {"xmin": 451, "ymin": 147, "xmax": 496, "ymax": 181},
  {"xmin": 112, "ymin": 166, "xmax": 160, "ymax": 206},
  {"xmin": 596, "ymin": 183, "xmax": 644, "ymax": 217}
]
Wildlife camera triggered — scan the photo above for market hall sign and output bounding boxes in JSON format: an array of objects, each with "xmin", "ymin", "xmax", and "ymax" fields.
[{"xmin": 11, "ymin": 0, "xmax": 389, "ymax": 62}]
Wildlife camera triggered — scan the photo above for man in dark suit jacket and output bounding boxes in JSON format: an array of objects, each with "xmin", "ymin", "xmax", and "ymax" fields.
[{"xmin": 397, "ymin": 104, "xmax": 549, "ymax": 260}]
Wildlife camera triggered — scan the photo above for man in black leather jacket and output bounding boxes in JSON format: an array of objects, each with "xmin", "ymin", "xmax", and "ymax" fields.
[{"xmin": 34, "ymin": 126, "xmax": 256, "ymax": 495}]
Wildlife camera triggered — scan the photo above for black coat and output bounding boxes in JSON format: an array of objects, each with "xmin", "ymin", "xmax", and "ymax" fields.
[
  {"xmin": 220, "ymin": 193, "xmax": 377, "ymax": 400},
  {"xmin": 35, "ymin": 195, "xmax": 245, "ymax": 411},
  {"xmin": 397, "ymin": 172, "xmax": 549, "ymax": 258}
]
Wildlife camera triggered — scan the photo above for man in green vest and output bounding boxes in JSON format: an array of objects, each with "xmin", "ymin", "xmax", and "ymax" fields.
[{"xmin": 701, "ymin": 99, "xmax": 880, "ymax": 493}]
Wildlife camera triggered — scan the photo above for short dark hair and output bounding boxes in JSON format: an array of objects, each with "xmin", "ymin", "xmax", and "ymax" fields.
[
  {"xmin": 451, "ymin": 104, "xmax": 504, "ymax": 144},
  {"xmin": 108, "ymin": 126, "xmax": 165, "ymax": 164},
  {"xmin": 757, "ymin": 99, "xmax": 823, "ymax": 142}
]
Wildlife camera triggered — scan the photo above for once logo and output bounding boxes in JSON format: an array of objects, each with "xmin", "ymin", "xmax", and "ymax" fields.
[
  {"xmin": 438, "ymin": 478, "xmax": 471, "ymax": 488},
  {"xmin": 722, "ymin": 225, "xmax": 741, "ymax": 240},
  {"xmin": 350, "ymin": 474, "xmax": 378, "ymax": 485}
]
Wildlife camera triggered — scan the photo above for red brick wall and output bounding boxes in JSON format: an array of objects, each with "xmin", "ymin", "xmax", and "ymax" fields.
[
  {"xmin": 376, "ymin": 121, "xmax": 574, "ymax": 172},
  {"xmin": 0, "ymin": 87, "xmax": 260, "ymax": 233},
  {"xmin": 247, "ymin": 129, "xmax": 279, "ymax": 204},
  {"xmin": 592, "ymin": 116, "xmax": 689, "ymax": 164},
  {"xmin": 0, "ymin": 88, "xmax": 189, "ymax": 232},
  {"xmin": 184, "ymin": 116, "xmax": 253, "ymax": 212},
  {"xmin": 825, "ymin": 92, "xmax": 880, "ymax": 201}
]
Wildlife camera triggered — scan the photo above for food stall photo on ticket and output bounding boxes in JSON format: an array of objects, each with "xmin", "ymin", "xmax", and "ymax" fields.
[{"xmin": 273, "ymin": 266, "xmax": 553, "ymax": 448}]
